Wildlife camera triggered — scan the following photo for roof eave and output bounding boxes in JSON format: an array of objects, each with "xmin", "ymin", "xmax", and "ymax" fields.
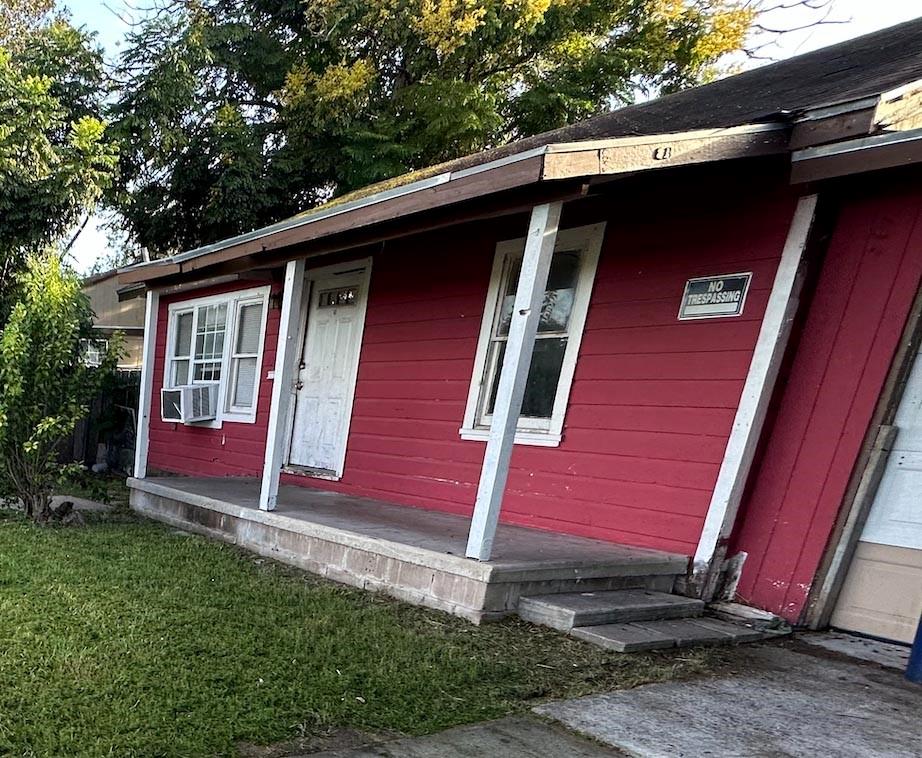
[
  {"xmin": 117, "ymin": 123, "xmax": 790, "ymax": 287},
  {"xmin": 790, "ymin": 78, "xmax": 922, "ymax": 150},
  {"xmin": 791, "ymin": 127, "xmax": 922, "ymax": 183}
]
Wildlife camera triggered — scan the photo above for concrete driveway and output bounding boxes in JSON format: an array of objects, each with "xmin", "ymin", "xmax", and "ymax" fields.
[
  {"xmin": 304, "ymin": 716, "xmax": 622, "ymax": 757},
  {"xmin": 536, "ymin": 641, "xmax": 922, "ymax": 758}
]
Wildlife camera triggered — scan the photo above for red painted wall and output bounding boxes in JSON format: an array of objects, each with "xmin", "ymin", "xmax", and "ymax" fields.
[
  {"xmin": 148, "ymin": 169, "xmax": 801, "ymax": 559},
  {"xmin": 731, "ymin": 180, "xmax": 922, "ymax": 621},
  {"xmin": 147, "ymin": 280, "xmax": 280, "ymax": 477},
  {"xmin": 275, "ymin": 178, "xmax": 798, "ymax": 556}
]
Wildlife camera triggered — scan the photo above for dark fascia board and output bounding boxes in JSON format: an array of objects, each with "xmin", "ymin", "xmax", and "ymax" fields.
[
  {"xmin": 791, "ymin": 127, "xmax": 922, "ymax": 183},
  {"xmin": 118, "ymin": 123, "xmax": 789, "ymax": 287},
  {"xmin": 790, "ymin": 79, "xmax": 922, "ymax": 150},
  {"xmin": 93, "ymin": 325, "xmax": 145, "ymax": 335}
]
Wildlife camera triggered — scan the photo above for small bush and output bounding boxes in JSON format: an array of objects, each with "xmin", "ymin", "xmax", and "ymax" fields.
[{"xmin": 0, "ymin": 253, "xmax": 120, "ymax": 520}]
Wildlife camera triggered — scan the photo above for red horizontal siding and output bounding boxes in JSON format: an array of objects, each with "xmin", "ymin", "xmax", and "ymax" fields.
[
  {"xmin": 148, "ymin": 169, "xmax": 815, "ymax": 562},
  {"xmin": 731, "ymin": 182, "xmax": 922, "ymax": 621},
  {"xmin": 147, "ymin": 280, "xmax": 279, "ymax": 478},
  {"xmin": 278, "ymin": 180, "xmax": 799, "ymax": 556}
]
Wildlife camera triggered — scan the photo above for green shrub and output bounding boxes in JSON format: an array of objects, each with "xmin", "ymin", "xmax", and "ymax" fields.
[{"xmin": 0, "ymin": 253, "xmax": 120, "ymax": 519}]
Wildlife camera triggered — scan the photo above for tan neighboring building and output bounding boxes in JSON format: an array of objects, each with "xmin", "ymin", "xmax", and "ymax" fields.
[{"xmin": 82, "ymin": 269, "xmax": 145, "ymax": 369}]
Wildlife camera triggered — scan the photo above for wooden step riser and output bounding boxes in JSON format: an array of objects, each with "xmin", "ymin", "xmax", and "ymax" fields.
[
  {"xmin": 517, "ymin": 588, "xmax": 704, "ymax": 631},
  {"xmin": 569, "ymin": 617, "xmax": 768, "ymax": 653},
  {"xmin": 518, "ymin": 601, "xmax": 703, "ymax": 632},
  {"xmin": 495, "ymin": 575, "xmax": 679, "ymax": 616}
]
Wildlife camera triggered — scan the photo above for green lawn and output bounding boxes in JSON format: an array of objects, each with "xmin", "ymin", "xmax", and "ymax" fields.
[{"xmin": 0, "ymin": 509, "xmax": 715, "ymax": 757}]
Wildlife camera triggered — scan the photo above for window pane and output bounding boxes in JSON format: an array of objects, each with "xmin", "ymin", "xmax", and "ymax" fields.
[
  {"xmin": 194, "ymin": 303, "xmax": 227, "ymax": 362},
  {"xmin": 546, "ymin": 250, "xmax": 580, "ymax": 291},
  {"xmin": 539, "ymin": 252, "xmax": 579, "ymax": 333},
  {"xmin": 485, "ymin": 337, "xmax": 568, "ymax": 420},
  {"xmin": 486, "ymin": 341, "xmax": 507, "ymax": 415},
  {"xmin": 496, "ymin": 251, "xmax": 580, "ymax": 337},
  {"xmin": 173, "ymin": 359, "xmax": 189, "ymax": 386},
  {"xmin": 236, "ymin": 303, "xmax": 263, "ymax": 354},
  {"xmin": 318, "ymin": 287, "xmax": 357, "ymax": 309},
  {"xmin": 174, "ymin": 312, "xmax": 193, "ymax": 357},
  {"xmin": 232, "ymin": 357, "xmax": 258, "ymax": 408},
  {"xmin": 194, "ymin": 361, "xmax": 222, "ymax": 382}
]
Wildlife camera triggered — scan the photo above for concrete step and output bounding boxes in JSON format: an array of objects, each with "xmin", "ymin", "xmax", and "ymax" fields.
[
  {"xmin": 518, "ymin": 589, "xmax": 704, "ymax": 631},
  {"xmin": 569, "ymin": 617, "xmax": 768, "ymax": 653}
]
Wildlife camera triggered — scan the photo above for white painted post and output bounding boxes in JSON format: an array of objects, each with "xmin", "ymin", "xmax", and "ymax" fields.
[
  {"xmin": 133, "ymin": 289, "xmax": 160, "ymax": 479},
  {"xmin": 466, "ymin": 202, "xmax": 562, "ymax": 560},
  {"xmin": 692, "ymin": 194, "xmax": 818, "ymax": 597},
  {"xmin": 259, "ymin": 258, "xmax": 306, "ymax": 511}
]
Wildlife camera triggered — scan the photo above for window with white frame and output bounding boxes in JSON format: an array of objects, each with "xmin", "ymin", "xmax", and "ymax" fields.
[
  {"xmin": 165, "ymin": 286, "xmax": 270, "ymax": 424},
  {"xmin": 460, "ymin": 223, "xmax": 605, "ymax": 446},
  {"xmin": 80, "ymin": 338, "xmax": 108, "ymax": 368}
]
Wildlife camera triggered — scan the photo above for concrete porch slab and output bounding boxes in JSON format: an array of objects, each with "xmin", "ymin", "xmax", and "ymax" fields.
[{"xmin": 128, "ymin": 476, "xmax": 688, "ymax": 623}]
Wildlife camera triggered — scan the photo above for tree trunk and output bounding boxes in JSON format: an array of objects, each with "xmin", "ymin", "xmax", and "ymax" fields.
[{"xmin": 23, "ymin": 491, "xmax": 53, "ymax": 522}]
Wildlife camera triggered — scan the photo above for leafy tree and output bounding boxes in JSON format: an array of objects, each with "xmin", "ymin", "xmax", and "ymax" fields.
[
  {"xmin": 0, "ymin": 8, "xmax": 118, "ymax": 314},
  {"xmin": 0, "ymin": 254, "xmax": 120, "ymax": 521},
  {"xmin": 0, "ymin": 0, "xmax": 55, "ymax": 44},
  {"xmin": 110, "ymin": 0, "xmax": 771, "ymax": 257}
]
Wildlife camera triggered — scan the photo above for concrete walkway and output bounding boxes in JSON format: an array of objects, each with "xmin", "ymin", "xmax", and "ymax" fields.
[
  {"xmin": 303, "ymin": 716, "xmax": 621, "ymax": 757},
  {"xmin": 536, "ymin": 643, "xmax": 922, "ymax": 758}
]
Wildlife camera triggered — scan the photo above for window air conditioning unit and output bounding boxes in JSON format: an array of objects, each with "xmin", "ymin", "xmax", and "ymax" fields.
[{"xmin": 161, "ymin": 383, "xmax": 220, "ymax": 424}]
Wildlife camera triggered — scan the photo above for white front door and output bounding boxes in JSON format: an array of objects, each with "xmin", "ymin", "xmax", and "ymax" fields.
[
  {"xmin": 832, "ymin": 345, "xmax": 922, "ymax": 643},
  {"xmin": 287, "ymin": 266, "xmax": 369, "ymax": 477}
]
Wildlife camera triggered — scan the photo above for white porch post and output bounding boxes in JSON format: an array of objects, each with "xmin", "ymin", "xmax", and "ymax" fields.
[
  {"xmin": 466, "ymin": 202, "xmax": 562, "ymax": 560},
  {"xmin": 259, "ymin": 258, "xmax": 306, "ymax": 511},
  {"xmin": 133, "ymin": 289, "xmax": 160, "ymax": 479},
  {"xmin": 692, "ymin": 194, "xmax": 818, "ymax": 597}
]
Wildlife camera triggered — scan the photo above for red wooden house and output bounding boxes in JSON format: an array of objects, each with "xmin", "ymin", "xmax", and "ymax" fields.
[{"xmin": 122, "ymin": 20, "xmax": 922, "ymax": 647}]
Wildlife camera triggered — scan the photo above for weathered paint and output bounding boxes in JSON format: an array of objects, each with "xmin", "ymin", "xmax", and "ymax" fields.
[{"xmin": 731, "ymin": 178, "xmax": 922, "ymax": 621}]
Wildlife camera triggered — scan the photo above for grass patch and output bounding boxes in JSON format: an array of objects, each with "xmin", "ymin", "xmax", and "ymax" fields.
[{"xmin": 0, "ymin": 512, "xmax": 716, "ymax": 756}]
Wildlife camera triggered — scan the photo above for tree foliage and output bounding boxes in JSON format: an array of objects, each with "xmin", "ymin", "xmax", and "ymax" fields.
[
  {"xmin": 0, "ymin": 0, "xmax": 55, "ymax": 45},
  {"xmin": 0, "ymin": 7, "xmax": 117, "ymax": 312},
  {"xmin": 110, "ymin": 0, "xmax": 760, "ymax": 256},
  {"xmin": 0, "ymin": 254, "xmax": 120, "ymax": 520}
]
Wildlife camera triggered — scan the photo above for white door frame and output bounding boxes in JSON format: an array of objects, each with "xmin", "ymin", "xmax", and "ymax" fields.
[{"xmin": 283, "ymin": 257, "xmax": 372, "ymax": 480}]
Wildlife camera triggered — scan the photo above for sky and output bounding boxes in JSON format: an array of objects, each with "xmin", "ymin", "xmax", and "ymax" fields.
[{"xmin": 61, "ymin": 0, "xmax": 922, "ymax": 274}]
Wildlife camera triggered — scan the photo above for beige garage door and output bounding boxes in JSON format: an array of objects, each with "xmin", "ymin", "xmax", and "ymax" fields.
[{"xmin": 831, "ymin": 348, "xmax": 922, "ymax": 644}]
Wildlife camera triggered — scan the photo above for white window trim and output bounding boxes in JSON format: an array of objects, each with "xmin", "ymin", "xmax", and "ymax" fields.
[
  {"xmin": 226, "ymin": 296, "xmax": 269, "ymax": 416},
  {"xmin": 163, "ymin": 285, "xmax": 270, "ymax": 428},
  {"xmin": 80, "ymin": 337, "xmax": 108, "ymax": 368},
  {"xmin": 460, "ymin": 222, "xmax": 605, "ymax": 447}
]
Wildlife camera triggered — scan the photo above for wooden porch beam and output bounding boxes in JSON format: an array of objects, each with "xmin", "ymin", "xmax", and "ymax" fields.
[
  {"xmin": 465, "ymin": 202, "xmax": 562, "ymax": 561},
  {"xmin": 691, "ymin": 194, "xmax": 818, "ymax": 599},
  {"xmin": 133, "ymin": 289, "xmax": 160, "ymax": 478},
  {"xmin": 259, "ymin": 258, "xmax": 306, "ymax": 511}
]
